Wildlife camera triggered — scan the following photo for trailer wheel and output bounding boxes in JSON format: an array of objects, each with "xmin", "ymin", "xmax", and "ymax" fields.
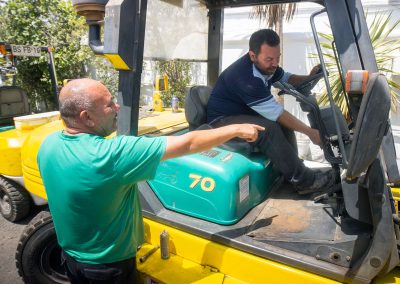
[
  {"xmin": 15, "ymin": 210, "xmax": 68, "ymax": 284},
  {"xmin": 0, "ymin": 176, "xmax": 31, "ymax": 222}
]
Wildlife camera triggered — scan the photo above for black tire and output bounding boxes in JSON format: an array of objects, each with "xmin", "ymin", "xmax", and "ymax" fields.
[
  {"xmin": 0, "ymin": 176, "xmax": 31, "ymax": 222},
  {"xmin": 15, "ymin": 210, "xmax": 69, "ymax": 284}
]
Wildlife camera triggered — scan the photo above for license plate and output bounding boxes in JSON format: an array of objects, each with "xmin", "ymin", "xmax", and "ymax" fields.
[{"xmin": 10, "ymin": 45, "xmax": 41, "ymax": 57}]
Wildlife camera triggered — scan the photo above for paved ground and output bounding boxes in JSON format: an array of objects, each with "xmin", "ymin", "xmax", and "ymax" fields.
[{"xmin": 0, "ymin": 206, "xmax": 45, "ymax": 284}]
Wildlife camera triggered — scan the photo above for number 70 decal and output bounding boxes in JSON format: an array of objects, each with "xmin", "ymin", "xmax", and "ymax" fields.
[{"xmin": 189, "ymin": 174, "xmax": 216, "ymax": 192}]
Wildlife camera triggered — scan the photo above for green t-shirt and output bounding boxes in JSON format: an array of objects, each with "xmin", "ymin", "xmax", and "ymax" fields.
[{"xmin": 38, "ymin": 131, "xmax": 166, "ymax": 264}]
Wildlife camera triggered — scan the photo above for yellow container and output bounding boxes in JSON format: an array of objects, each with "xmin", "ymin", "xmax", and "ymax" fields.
[
  {"xmin": 0, "ymin": 129, "xmax": 31, "ymax": 176},
  {"xmin": 14, "ymin": 111, "xmax": 60, "ymax": 130},
  {"xmin": 0, "ymin": 112, "xmax": 61, "ymax": 177},
  {"xmin": 21, "ymin": 120, "xmax": 63, "ymax": 199},
  {"xmin": 153, "ymin": 91, "xmax": 164, "ymax": 112}
]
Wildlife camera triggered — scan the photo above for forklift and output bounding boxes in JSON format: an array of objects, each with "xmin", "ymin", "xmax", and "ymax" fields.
[
  {"xmin": 0, "ymin": 43, "xmax": 60, "ymax": 223},
  {"xmin": 0, "ymin": 43, "xmax": 59, "ymax": 127},
  {"xmin": 10, "ymin": 0, "xmax": 400, "ymax": 283}
]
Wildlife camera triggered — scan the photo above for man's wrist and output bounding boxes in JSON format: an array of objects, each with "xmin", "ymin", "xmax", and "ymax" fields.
[{"xmin": 231, "ymin": 124, "xmax": 242, "ymax": 137}]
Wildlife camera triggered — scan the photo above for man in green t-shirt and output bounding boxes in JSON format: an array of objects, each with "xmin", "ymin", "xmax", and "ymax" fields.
[{"xmin": 38, "ymin": 78, "xmax": 263, "ymax": 283}]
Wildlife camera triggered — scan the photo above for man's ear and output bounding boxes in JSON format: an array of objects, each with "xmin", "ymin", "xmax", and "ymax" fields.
[
  {"xmin": 249, "ymin": 50, "xmax": 256, "ymax": 62},
  {"xmin": 80, "ymin": 110, "xmax": 95, "ymax": 127}
]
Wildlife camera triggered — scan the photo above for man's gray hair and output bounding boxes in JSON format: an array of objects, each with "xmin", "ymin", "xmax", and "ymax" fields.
[{"xmin": 59, "ymin": 84, "xmax": 93, "ymax": 127}]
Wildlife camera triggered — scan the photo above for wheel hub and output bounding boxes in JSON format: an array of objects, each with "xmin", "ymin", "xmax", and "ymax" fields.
[
  {"xmin": 0, "ymin": 192, "xmax": 11, "ymax": 215},
  {"xmin": 40, "ymin": 240, "xmax": 68, "ymax": 283}
]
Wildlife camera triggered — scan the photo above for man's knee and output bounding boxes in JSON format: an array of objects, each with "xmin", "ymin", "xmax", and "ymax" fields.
[
  {"xmin": 263, "ymin": 121, "xmax": 282, "ymax": 137},
  {"xmin": 255, "ymin": 125, "xmax": 278, "ymax": 149}
]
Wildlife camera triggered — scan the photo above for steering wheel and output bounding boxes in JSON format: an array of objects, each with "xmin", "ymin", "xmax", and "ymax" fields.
[{"xmin": 294, "ymin": 70, "xmax": 324, "ymax": 96}]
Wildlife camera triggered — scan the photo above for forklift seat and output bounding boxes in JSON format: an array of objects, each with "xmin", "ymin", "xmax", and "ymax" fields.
[
  {"xmin": 185, "ymin": 85, "xmax": 212, "ymax": 131},
  {"xmin": 346, "ymin": 73, "xmax": 390, "ymax": 179},
  {"xmin": 185, "ymin": 85, "xmax": 254, "ymax": 154},
  {"xmin": 0, "ymin": 86, "xmax": 29, "ymax": 125}
]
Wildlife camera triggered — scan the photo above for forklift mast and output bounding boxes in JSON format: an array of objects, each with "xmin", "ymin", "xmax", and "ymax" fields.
[{"xmin": 324, "ymin": 0, "xmax": 400, "ymax": 184}]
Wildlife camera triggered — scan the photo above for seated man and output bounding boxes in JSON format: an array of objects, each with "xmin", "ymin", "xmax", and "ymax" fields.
[{"xmin": 207, "ymin": 29, "xmax": 334, "ymax": 193}]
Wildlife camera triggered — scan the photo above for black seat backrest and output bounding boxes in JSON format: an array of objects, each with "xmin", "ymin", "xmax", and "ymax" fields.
[
  {"xmin": 185, "ymin": 85, "xmax": 212, "ymax": 131},
  {"xmin": 184, "ymin": 85, "xmax": 254, "ymax": 154},
  {"xmin": 0, "ymin": 86, "xmax": 29, "ymax": 125},
  {"xmin": 346, "ymin": 73, "xmax": 390, "ymax": 179}
]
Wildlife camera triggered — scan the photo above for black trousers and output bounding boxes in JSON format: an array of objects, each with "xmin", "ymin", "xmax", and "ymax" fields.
[
  {"xmin": 62, "ymin": 251, "xmax": 138, "ymax": 284},
  {"xmin": 212, "ymin": 115, "xmax": 314, "ymax": 186}
]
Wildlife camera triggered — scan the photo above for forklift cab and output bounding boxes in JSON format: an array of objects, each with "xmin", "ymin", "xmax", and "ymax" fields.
[
  {"xmin": 0, "ymin": 86, "xmax": 29, "ymax": 126},
  {"xmin": 13, "ymin": 0, "xmax": 400, "ymax": 283},
  {"xmin": 71, "ymin": 0, "xmax": 400, "ymax": 281}
]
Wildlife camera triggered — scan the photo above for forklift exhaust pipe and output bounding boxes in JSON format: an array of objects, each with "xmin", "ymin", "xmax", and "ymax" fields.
[
  {"xmin": 72, "ymin": 0, "xmax": 108, "ymax": 55},
  {"xmin": 88, "ymin": 23, "xmax": 104, "ymax": 55}
]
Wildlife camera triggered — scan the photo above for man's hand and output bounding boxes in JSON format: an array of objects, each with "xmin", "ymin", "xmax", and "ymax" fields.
[
  {"xmin": 309, "ymin": 64, "xmax": 322, "ymax": 76},
  {"xmin": 288, "ymin": 64, "xmax": 322, "ymax": 87},
  {"xmin": 162, "ymin": 124, "xmax": 264, "ymax": 161},
  {"xmin": 232, "ymin": 124, "xmax": 265, "ymax": 142}
]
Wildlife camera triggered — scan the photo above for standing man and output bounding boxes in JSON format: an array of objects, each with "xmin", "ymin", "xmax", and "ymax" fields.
[
  {"xmin": 207, "ymin": 29, "xmax": 334, "ymax": 193},
  {"xmin": 37, "ymin": 78, "xmax": 263, "ymax": 284}
]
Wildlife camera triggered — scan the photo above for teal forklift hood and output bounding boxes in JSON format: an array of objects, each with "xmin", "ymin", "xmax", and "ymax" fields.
[{"xmin": 149, "ymin": 149, "xmax": 279, "ymax": 225}]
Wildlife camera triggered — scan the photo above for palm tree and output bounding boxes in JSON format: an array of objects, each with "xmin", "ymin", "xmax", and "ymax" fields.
[
  {"xmin": 250, "ymin": 4, "xmax": 297, "ymax": 58},
  {"xmin": 251, "ymin": 4, "xmax": 297, "ymax": 30}
]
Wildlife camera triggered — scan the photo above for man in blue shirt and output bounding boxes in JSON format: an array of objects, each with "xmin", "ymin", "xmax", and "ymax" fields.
[
  {"xmin": 207, "ymin": 29, "xmax": 334, "ymax": 193},
  {"xmin": 38, "ymin": 78, "xmax": 264, "ymax": 283}
]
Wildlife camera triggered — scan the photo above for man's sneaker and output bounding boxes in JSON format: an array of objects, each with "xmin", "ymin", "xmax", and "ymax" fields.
[{"xmin": 296, "ymin": 169, "xmax": 336, "ymax": 195}]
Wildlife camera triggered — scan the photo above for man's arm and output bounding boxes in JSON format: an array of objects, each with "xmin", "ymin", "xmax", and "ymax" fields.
[
  {"xmin": 287, "ymin": 64, "xmax": 321, "ymax": 87},
  {"xmin": 277, "ymin": 110, "xmax": 321, "ymax": 145},
  {"xmin": 162, "ymin": 124, "xmax": 264, "ymax": 161}
]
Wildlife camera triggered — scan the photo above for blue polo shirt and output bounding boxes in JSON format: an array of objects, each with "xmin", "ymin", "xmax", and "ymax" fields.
[{"xmin": 207, "ymin": 53, "xmax": 290, "ymax": 123}]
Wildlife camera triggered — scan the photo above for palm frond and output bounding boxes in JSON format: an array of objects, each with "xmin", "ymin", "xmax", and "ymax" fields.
[{"xmin": 250, "ymin": 4, "xmax": 297, "ymax": 29}]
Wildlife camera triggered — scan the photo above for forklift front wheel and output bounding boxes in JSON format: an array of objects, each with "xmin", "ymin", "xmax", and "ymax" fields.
[
  {"xmin": 0, "ymin": 176, "xmax": 31, "ymax": 222},
  {"xmin": 15, "ymin": 210, "xmax": 68, "ymax": 284}
]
